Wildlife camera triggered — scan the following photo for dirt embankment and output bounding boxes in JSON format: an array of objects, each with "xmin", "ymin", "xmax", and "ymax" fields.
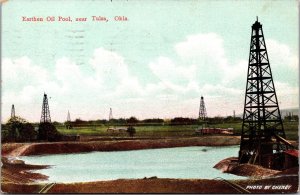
[
  {"xmin": 2, "ymin": 136, "xmax": 240, "ymax": 157},
  {"xmin": 2, "ymin": 176, "xmax": 298, "ymax": 194},
  {"xmin": 1, "ymin": 143, "xmax": 28, "ymax": 156}
]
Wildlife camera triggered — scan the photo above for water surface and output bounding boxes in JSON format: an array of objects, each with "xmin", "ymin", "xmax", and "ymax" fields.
[{"xmin": 19, "ymin": 146, "xmax": 244, "ymax": 183}]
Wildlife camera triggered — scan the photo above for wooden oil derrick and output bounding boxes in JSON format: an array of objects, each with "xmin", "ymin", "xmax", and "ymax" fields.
[
  {"xmin": 109, "ymin": 108, "xmax": 113, "ymax": 121},
  {"xmin": 199, "ymin": 96, "xmax": 207, "ymax": 121},
  {"xmin": 40, "ymin": 93, "xmax": 51, "ymax": 123},
  {"xmin": 238, "ymin": 18, "xmax": 293, "ymax": 169},
  {"xmin": 66, "ymin": 110, "xmax": 72, "ymax": 129}
]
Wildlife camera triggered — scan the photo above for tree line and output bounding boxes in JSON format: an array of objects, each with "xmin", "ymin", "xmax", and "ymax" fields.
[{"xmin": 52, "ymin": 116, "xmax": 243, "ymax": 126}]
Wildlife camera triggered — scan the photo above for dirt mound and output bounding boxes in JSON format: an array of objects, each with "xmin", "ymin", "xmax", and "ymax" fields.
[
  {"xmin": 213, "ymin": 157, "xmax": 238, "ymax": 172},
  {"xmin": 229, "ymin": 164, "xmax": 279, "ymax": 177}
]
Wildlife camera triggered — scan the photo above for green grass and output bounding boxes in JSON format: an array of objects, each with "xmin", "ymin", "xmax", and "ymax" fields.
[
  {"xmin": 56, "ymin": 121, "xmax": 299, "ymax": 140},
  {"xmin": 57, "ymin": 126, "xmax": 107, "ymax": 136},
  {"xmin": 283, "ymin": 121, "xmax": 299, "ymax": 140},
  {"xmin": 134, "ymin": 125, "xmax": 198, "ymax": 137},
  {"xmin": 56, "ymin": 125, "xmax": 199, "ymax": 137}
]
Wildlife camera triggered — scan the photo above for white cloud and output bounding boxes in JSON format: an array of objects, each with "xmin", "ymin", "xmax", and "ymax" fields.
[
  {"xmin": 222, "ymin": 60, "xmax": 248, "ymax": 85},
  {"xmin": 201, "ymin": 84, "xmax": 243, "ymax": 97},
  {"xmin": 266, "ymin": 39, "xmax": 298, "ymax": 70},
  {"xmin": 264, "ymin": 39, "xmax": 299, "ymax": 86},
  {"xmin": 146, "ymin": 33, "xmax": 298, "ymax": 118},
  {"xmin": 147, "ymin": 33, "xmax": 227, "ymax": 98},
  {"xmin": 2, "ymin": 57, "xmax": 48, "ymax": 90},
  {"xmin": 2, "ymin": 36, "xmax": 298, "ymax": 122},
  {"xmin": 147, "ymin": 33, "xmax": 243, "ymax": 102},
  {"xmin": 55, "ymin": 57, "xmax": 83, "ymax": 85},
  {"xmin": 2, "ymin": 48, "xmax": 147, "ymax": 122},
  {"xmin": 275, "ymin": 81, "xmax": 299, "ymax": 109},
  {"xmin": 149, "ymin": 57, "xmax": 196, "ymax": 84},
  {"xmin": 90, "ymin": 48, "xmax": 128, "ymax": 86},
  {"xmin": 175, "ymin": 33, "xmax": 225, "ymax": 61}
]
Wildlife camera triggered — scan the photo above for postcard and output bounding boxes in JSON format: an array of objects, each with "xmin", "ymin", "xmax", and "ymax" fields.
[{"xmin": 1, "ymin": 0, "xmax": 299, "ymax": 193}]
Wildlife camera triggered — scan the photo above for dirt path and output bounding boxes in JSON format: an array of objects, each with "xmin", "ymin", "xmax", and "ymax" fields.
[{"xmin": 7, "ymin": 144, "xmax": 33, "ymax": 157}]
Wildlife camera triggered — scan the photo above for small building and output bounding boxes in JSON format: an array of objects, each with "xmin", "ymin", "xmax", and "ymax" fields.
[{"xmin": 195, "ymin": 128, "xmax": 234, "ymax": 135}]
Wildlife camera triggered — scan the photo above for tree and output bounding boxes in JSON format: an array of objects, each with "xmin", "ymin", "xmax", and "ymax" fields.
[
  {"xmin": 19, "ymin": 123, "xmax": 37, "ymax": 142},
  {"xmin": 38, "ymin": 122, "xmax": 62, "ymax": 141},
  {"xmin": 142, "ymin": 118, "xmax": 164, "ymax": 124},
  {"xmin": 127, "ymin": 126, "xmax": 136, "ymax": 137},
  {"xmin": 3, "ymin": 117, "xmax": 37, "ymax": 142},
  {"xmin": 6, "ymin": 117, "xmax": 25, "ymax": 141},
  {"xmin": 170, "ymin": 117, "xmax": 198, "ymax": 125},
  {"xmin": 126, "ymin": 117, "xmax": 138, "ymax": 124}
]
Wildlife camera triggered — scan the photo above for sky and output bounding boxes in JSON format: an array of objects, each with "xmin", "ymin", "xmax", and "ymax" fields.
[{"xmin": 1, "ymin": 0, "xmax": 299, "ymax": 122}]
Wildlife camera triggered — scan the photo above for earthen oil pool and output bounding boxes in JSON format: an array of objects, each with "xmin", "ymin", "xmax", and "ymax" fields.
[{"xmin": 18, "ymin": 146, "xmax": 245, "ymax": 183}]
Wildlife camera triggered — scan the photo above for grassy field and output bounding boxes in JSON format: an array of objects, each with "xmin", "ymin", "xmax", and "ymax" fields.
[
  {"xmin": 56, "ymin": 121, "xmax": 299, "ymax": 140},
  {"xmin": 56, "ymin": 125, "xmax": 199, "ymax": 137}
]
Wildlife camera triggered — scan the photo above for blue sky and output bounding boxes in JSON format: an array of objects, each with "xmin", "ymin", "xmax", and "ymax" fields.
[{"xmin": 2, "ymin": 0, "xmax": 299, "ymax": 122}]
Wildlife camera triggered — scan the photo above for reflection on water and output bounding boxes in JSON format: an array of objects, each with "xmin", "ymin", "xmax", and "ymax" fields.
[{"xmin": 19, "ymin": 146, "xmax": 245, "ymax": 183}]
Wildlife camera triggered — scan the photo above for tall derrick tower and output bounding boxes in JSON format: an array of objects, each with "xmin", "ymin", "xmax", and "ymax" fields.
[
  {"xmin": 239, "ymin": 19, "xmax": 289, "ymax": 169},
  {"xmin": 198, "ymin": 96, "xmax": 207, "ymax": 121},
  {"xmin": 40, "ymin": 93, "xmax": 51, "ymax": 123}
]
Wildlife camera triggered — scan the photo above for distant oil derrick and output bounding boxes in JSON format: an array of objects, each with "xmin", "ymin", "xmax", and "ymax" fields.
[
  {"xmin": 109, "ymin": 108, "xmax": 113, "ymax": 121},
  {"xmin": 40, "ymin": 93, "xmax": 51, "ymax": 123},
  {"xmin": 198, "ymin": 96, "xmax": 207, "ymax": 121},
  {"xmin": 67, "ymin": 110, "xmax": 71, "ymax": 122},
  {"xmin": 38, "ymin": 93, "xmax": 62, "ymax": 141},
  {"xmin": 107, "ymin": 108, "xmax": 115, "ymax": 130},
  {"xmin": 239, "ymin": 18, "xmax": 292, "ymax": 169},
  {"xmin": 11, "ymin": 104, "xmax": 15, "ymax": 118},
  {"xmin": 66, "ymin": 110, "xmax": 72, "ymax": 129}
]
